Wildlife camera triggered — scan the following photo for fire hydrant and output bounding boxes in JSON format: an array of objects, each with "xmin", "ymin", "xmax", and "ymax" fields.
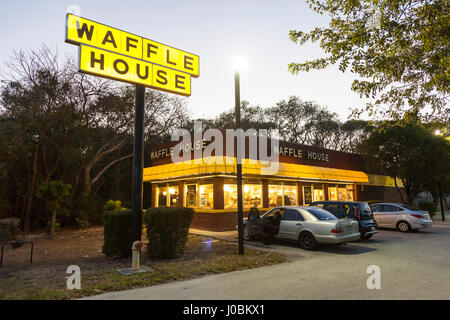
[{"xmin": 131, "ymin": 241, "xmax": 142, "ymax": 271}]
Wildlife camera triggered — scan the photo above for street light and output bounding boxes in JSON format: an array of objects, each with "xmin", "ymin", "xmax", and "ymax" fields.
[
  {"xmin": 434, "ymin": 129, "xmax": 446, "ymax": 221},
  {"xmin": 233, "ymin": 55, "xmax": 246, "ymax": 255}
]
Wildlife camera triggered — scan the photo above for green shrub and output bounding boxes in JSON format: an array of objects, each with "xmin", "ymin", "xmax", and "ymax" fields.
[
  {"xmin": 102, "ymin": 209, "xmax": 133, "ymax": 258},
  {"xmin": 103, "ymin": 200, "xmax": 124, "ymax": 211},
  {"xmin": 143, "ymin": 207, "xmax": 194, "ymax": 259},
  {"xmin": 367, "ymin": 200, "xmax": 382, "ymax": 205},
  {"xmin": 418, "ymin": 202, "xmax": 437, "ymax": 218},
  {"xmin": 0, "ymin": 218, "xmax": 20, "ymax": 243}
]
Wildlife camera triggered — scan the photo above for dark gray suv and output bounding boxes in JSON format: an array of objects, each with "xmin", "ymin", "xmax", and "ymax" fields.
[{"xmin": 310, "ymin": 201, "xmax": 378, "ymax": 240}]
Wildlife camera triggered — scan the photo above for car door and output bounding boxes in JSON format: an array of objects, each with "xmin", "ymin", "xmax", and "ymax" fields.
[
  {"xmin": 264, "ymin": 208, "xmax": 285, "ymax": 237},
  {"xmin": 381, "ymin": 205, "xmax": 402, "ymax": 227},
  {"xmin": 371, "ymin": 204, "xmax": 384, "ymax": 225},
  {"xmin": 278, "ymin": 209, "xmax": 303, "ymax": 240}
]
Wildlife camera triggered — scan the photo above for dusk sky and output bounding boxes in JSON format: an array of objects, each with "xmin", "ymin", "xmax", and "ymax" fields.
[{"xmin": 0, "ymin": 0, "xmax": 371, "ymax": 120}]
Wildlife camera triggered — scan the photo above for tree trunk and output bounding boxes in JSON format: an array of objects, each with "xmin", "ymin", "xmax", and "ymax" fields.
[
  {"xmin": 394, "ymin": 177, "xmax": 407, "ymax": 204},
  {"xmin": 50, "ymin": 207, "xmax": 57, "ymax": 239},
  {"xmin": 24, "ymin": 137, "xmax": 44, "ymax": 232}
]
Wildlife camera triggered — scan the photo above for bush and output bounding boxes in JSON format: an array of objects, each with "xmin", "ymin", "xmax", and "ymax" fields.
[
  {"xmin": 0, "ymin": 218, "xmax": 20, "ymax": 243},
  {"xmin": 144, "ymin": 207, "xmax": 194, "ymax": 259},
  {"xmin": 367, "ymin": 200, "xmax": 382, "ymax": 205},
  {"xmin": 103, "ymin": 200, "xmax": 124, "ymax": 211},
  {"xmin": 103, "ymin": 209, "xmax": 133, "ymax": 257},
  {"xmin": 418, "ymin": 202, "xmax": 437, "ymax": 218}
]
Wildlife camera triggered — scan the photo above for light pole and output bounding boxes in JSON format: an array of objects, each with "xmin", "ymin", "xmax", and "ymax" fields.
[
  {"xmin": 233, "ymin": 57, "xmax": 245, "ymax": 255},
  {"xmin": 434, "ymin": 129, "xmax": 446, "ymax": 221}
]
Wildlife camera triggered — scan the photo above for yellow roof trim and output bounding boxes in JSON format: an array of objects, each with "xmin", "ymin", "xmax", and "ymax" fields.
[{"xmin": 143, "ymin": 156, "xmax": 369, "ymax": 183}]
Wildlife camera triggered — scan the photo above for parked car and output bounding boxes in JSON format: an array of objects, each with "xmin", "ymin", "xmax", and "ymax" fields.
[
  {"xmin": 370, "ymin": 203, "xmax": 432, "ymax": 232},
  {"xmin": 310, "ymin": 201, "xmax": 378, "ymax": 240},
  {"xmin": 243, "ymin": 206, "xmax": 360, "ymax": 250}
]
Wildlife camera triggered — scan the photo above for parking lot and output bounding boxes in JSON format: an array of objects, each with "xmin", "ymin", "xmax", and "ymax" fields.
[{"xmin": 88, "ymin": 223, "xmax": 450, "ymax": 300}]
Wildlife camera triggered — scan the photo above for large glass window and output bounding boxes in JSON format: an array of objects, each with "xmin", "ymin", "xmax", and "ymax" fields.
[
  {"xmin": 224, "ymin": 184, "xmax": 237, "ymax": 209},
  {"xmin": 328, "ymin": 186, "xmax": 338, "ymax": 201},
  {"xmin": 268, "ymin": 185, "xmax": 283, "ymax": 207},
  {"xmin": 313, "ymin": 184, "xmax": 325, "ymax": 202},
  {"xmin": 338, "ymin": 184, "xmax": 353, "ymax": 201},
  {"xmin": 283, "ymin": 185, "xmax": 297, "ymax": 206},
  {"xmin": 269, "ymin": 184, "xmax": 297, "ymax": 207},
  {"xmin": 244, "ymin": 184, "xmax": 262, "ymax": 208},
  {"xmin": 199, "ymin": 184, "xmax": 214, "ymax": 209},
  {"xmin": 157, "ymin": 185, "xmax": 179, "ymax": 207}
]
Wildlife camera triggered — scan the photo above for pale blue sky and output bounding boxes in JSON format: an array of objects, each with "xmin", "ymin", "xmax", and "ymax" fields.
[{"xmin": 0, "ymin": 0, "xmax": 369, "ymax": 120}]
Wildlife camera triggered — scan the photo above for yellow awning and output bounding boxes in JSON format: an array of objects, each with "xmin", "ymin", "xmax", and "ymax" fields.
[{"xmin": 143, "ymin": 156, "xmax": 369, "ymax": 183}]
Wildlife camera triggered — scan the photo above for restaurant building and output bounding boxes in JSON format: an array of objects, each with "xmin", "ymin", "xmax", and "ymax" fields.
[{"xmin": 143, "ymin": 134, "xmax": 405, "ymax": 231}]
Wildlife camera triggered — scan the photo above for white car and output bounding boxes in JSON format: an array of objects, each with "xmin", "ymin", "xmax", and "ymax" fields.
[
  {"xmin": 370, "ymin": 203, "xmax": 432, "ymax": 232},
  {"xmin": 244, "ymin": 206, "xmax": 360, "ymax": 250}
]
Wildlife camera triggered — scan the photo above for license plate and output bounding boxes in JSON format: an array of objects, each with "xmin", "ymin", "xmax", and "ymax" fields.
[{"xmin": 371, "ymin": 227, "xmax": 376, "ymax": 231}]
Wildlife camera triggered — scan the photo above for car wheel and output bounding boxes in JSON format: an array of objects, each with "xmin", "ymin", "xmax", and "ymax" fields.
[
  {"xmin": 397, "ymin": 221, "xmax": 411, "ymax": 233},
  {"xmin": 298, "ymin": 232, "xmax": 318, "ymax": 250},
  {"xmin": 361, "ymin": 234, "xmax": 373, "ymax": 240}
]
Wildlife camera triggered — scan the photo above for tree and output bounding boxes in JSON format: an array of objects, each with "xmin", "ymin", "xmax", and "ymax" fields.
[
  {"xmin": 0, "ymin": 46, "xmax": 191, "ymax": 230},
  {"xmin": 289, "ymin": 0, "xmax": 449, "ymax": 121},
  {"xmin": 357, "ymin": 123, "xmax": 450, "ymax": 204},
  {"xmin": 36, "ymin": 180, "xmax": 72, "ymax": 238}
]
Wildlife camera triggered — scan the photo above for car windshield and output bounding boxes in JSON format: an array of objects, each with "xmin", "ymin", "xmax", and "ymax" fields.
[{"xmin": 306, "ymin": 208, "xmax": 338, "ymax": 221}]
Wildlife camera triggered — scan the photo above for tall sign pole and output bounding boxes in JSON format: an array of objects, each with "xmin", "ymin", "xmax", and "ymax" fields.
[
  {"xmin": 65, "ymin": 14, "xmax": 199, "ymax": 245},
  {"xmin": 235, "ymin": 71, "xmax": 244, "ymax": 255},
  {"xmin": 131, "ymin": 85, "xmax": 146, "ymax": 242}
]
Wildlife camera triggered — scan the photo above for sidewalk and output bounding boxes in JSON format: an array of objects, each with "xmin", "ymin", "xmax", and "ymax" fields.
[
  {"xmin": 431, "ymin": 210, "xmax": 450, "ymax": 225},
  {"xmin": 189, "ymin": 228, "xmax": 238, "ymax": 242}
]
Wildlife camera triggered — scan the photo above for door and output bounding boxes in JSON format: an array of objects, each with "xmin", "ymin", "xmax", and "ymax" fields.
[
  {"xmin": 371, "ymin": 204, "xmax": 384, "ymax": 225},
  {"xmin": 279, "ymin": 209, "xmax": 305, "ymax": 240},
  {"xmin": 263, "ymin": 208, "xmax": 285, "ymax": 238},
  {"xmin": 381, "ymin": 205, "xmax": 404, "ymax": 227}
]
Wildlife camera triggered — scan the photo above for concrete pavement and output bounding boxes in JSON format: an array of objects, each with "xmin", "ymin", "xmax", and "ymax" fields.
[{"xmin": 85, "ymin": 225, "xmax": 450, "ymax": 300}]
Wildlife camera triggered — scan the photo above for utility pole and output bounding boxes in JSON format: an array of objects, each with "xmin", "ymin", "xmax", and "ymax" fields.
[{"xmin": 234, "ymin": 71, "xmax": 244, "ymax": 255}]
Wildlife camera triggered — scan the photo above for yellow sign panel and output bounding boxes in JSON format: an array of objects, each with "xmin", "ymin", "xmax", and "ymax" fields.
[
  {"xmin": 66, "ymin": 14, "xmax": 199, "ymax": 77},
  {"xmin": 79, "ymin": 45, "xmax": 191, "ymax": 96}
]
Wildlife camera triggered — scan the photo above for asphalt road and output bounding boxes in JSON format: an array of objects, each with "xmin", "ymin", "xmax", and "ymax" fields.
[{"xmin": 86, "ymin": 224, "xmax": 450, "ymax": 300}]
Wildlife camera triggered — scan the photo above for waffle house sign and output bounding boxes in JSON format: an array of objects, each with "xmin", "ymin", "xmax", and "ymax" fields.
[{"xmin": 65, "ymin": 14, "xmax": 199, "ymax": 96}]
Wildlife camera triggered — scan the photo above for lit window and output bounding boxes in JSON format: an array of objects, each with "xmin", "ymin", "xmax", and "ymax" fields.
[
  {"xmin": 199, "ymin": 184, "xmax": 214, "ymax": 209},
  {"xmin": 269, "ymin": 184, "xmax": 297, "ymax": 206},
  {"xmin": 328, "ymin": 186, "xmax": 338, "ymax": 201},
  {"xmin": 224, "ymin": 184, "xmax": 237, "ymax": 209},
  {"xmin": 268, "ymin": 185, "xmax": 283, "ymax": 207},
  {"xmin": 338, "ymin": 185, "xmax": 353, "ymax": 201},
  {"xmin": 157, "ymin": 185, "xmax": 179, "ymax": 207},
  {"xmin": 313, "ymin": 185, "xmax": 324, "ymax": 202},
  {"xmin": 243, "ymin": 184, "xmax": 262, "ymax": 208},
  {"xmin": 283, "ymin": 185, "xmax": 297, "ymax": 206}
]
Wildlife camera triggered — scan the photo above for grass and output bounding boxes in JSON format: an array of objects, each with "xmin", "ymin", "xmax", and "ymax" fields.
[{"xmin": 0, "ymin": 228, "xmax": 287, "ymax": 300}]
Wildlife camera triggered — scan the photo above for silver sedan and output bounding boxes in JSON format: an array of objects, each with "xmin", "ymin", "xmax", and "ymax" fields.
[
  {"xmin": 370, "ymin": 203, "xmax": 432, "ymax": 232},
  {"xmin": 244, "ymin": 206, "xmax": 360, "ymax": 250}
]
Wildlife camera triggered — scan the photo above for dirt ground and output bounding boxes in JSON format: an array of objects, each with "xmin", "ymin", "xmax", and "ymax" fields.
[{"xmin": 0, "ymin": 227, "xmax": 286, "ymax": 299}]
